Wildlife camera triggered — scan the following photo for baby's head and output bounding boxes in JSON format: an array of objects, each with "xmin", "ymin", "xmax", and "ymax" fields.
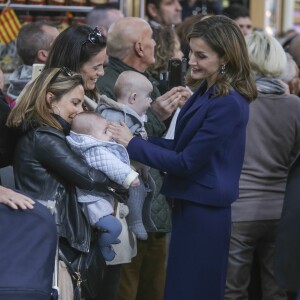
[
  {"xmin": 114, "ymin": 71, "xmax": 153, "ymax": 116},
  {"xmin": 71, "ymin": 111, "xmax": 112, "ymax": 142}
]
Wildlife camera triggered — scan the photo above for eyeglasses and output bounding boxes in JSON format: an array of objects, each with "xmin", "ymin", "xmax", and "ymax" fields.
[
  {"xmin": 82, "ymin": 27, "xmax": 102, "ymax": 46},
  {"xmin": 50, "ymin": 66, "xmax": 73, "ymax": 84},
  {"xmin": 60, "ymin": 66, "xmax": 72, "ymax": 77}
]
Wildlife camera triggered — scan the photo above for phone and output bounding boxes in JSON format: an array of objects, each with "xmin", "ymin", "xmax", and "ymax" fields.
[
  {"xmin": 32, "ymin": 63, "xmax": 45, "ymax": 80},
  {"xmin": 167, "ymin": 58, "xmax": 187, "ymax": 89}
]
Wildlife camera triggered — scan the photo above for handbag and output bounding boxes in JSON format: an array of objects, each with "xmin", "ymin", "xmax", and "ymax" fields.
[{"xmin": 59, "ymin": 238, "xmax": 106, "ymax": 300}]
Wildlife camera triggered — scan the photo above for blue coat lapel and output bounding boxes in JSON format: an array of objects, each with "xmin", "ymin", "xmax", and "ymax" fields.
[{"xmin": 176, "ymin": 86, "xmax": 213, "ymax": 133}]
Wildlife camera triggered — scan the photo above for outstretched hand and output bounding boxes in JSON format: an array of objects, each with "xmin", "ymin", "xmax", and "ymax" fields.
[
  {"xmin": 108, "ymin": 121, "xmax": 134, "ymax": 148},
  {"xmin": 0, "ymin": 186, "xmax": 35, "ymax": 209},
  {"xmin": 151, "ymin": 86, "xmax": 192, "ymax": 120}
]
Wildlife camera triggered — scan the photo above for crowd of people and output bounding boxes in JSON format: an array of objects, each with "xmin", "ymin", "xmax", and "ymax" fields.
[{"xmin": 1, "ymin": 1, "xmax": 300, "ymax": 300}]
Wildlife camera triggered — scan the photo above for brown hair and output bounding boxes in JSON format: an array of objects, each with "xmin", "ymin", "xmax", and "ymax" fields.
[
  {"xmin": 7, "ymin": 68, "xmax": 84, "ymax": 131},
  {"xmin": 187, "ymin": 15, "xmax": 257, "ymax": 102}
]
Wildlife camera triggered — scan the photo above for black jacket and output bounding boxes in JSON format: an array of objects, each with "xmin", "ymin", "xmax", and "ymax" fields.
[
  {"xmin": 0, "ymin": 90, "xmax": 16, "ymax": 169},
  {"xmin": 13, "ymin": 117, "xmax": 112, "ymax": 252},
  {"xmin": 274, "ymin": 152, "xmax": 300, "ymax": 292}
]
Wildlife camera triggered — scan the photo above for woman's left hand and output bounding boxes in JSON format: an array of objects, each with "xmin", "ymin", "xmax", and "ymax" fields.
[
  {"xmin": 178, "ymin": 86, "xmax": 193, "ymax": 107},
  {"xmin": 108, "ymin": 121, "xmax": 134, "ymax": 147},
  {"xmin": 0, "ymin": 186, "xmax": 35, "ymax": 209}
]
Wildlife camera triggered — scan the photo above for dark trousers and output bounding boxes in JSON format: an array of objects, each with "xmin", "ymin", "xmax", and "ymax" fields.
[{"xmin": 117, "ymin": 232, "xmax": 167, "ymax": 300}]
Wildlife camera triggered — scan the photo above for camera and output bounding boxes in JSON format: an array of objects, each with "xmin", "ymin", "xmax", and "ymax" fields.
[{"xmin": 167, "ymin": 58, "xmax": 187, "ymax": 89}]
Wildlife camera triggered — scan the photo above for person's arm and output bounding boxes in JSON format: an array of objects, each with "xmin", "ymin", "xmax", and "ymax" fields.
[
  {"xmin": 82, "ymin": 144, "xmax": 139, "ymax": 189},
  {"xmin": 34, "ymin": 128, "xmax": 112, "ymax": 192},
  {"xmin": 148, "ymin": 136, "xmax": 174, "ymax": 149},
  {"xmin": 0, "ymin": 186, "xmax": 35, "ymax": 209},
  {"xmin": 151, "ymin": 86, "xmax": 191, "ymax": 121},
  {"xmin": 111, "ymin": 96, "xmax": 244, "ymax": 177}
]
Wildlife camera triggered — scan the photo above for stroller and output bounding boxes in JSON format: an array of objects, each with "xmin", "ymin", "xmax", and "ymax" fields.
[{"xmin": 0, "ymin": 200, "xmax": 57, "ymax": 300}]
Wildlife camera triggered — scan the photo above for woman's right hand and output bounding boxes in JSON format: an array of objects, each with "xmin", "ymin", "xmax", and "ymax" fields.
[
  {"xmin": 0, "ymin": 186, "xmax": 35, "ymax": 209},
  {"xmin": 108, "ymin": 121, "xmax": 134, "ymax": 148}
]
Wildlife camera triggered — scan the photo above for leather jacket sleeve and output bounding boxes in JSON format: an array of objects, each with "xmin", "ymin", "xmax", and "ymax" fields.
[{"xmin": 34, "ymin": 127, "xmax": 111, "ymax": 192}]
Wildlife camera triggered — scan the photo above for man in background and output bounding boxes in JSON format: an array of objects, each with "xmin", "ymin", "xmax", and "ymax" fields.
[
  {"xmin": 86, "ymin": 3, "xmax": 124, "ymax": 37},
  {"xmin": 222, "ymin": 4, "xmax": 253, "ymax": 36},
  {"xmin": 7, "ymin": 21, "xmax": 59, "ymax": 102},
  {"xmin": 146, "ymin": 0, "xmax": 182, "ymax": 29},
  {"xmin": 98, "ymin": 17, "xmax": 190, "ymax": 300}
]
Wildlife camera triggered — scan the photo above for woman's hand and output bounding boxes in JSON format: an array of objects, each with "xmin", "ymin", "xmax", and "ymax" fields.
[
  {"xmin": 178, "ymin": 86, "xmax": 193, "ymax": 107},
  {"xmin": 108, "ymin": 121, "xmax": 134, "ymax": 147},
  {"xmin": 0, "ymin": 186, "xmax": 35, "ymax": 209},
  {"xmin": 151, "ymin": 86, "xmax": 192, "ymax": 120},
  {"xmin": 151, "ymin": 87, "xmax": 182, "ymax": 120}
]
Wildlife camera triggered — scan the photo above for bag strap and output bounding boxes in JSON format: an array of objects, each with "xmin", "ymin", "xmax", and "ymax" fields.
[
  {"xmin": 51, "ymin": 245, "xmax": 60, "ymax": 300},
  {"xmin": 106, "ymin": 187, "xmax": 126, "ymax": 204},
  {"xmin": 58, "ymin": 249, "xmax": 82, "ymax": 300}
]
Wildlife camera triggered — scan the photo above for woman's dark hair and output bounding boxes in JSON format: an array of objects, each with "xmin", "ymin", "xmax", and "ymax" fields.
[{"xmin": 44, "ymin": 24, "xmax": 106, "ymax": 100}]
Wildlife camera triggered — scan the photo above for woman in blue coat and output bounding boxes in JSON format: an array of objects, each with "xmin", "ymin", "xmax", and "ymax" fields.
[{"xmin": 108, "ymin": 15, "xmax": 257, "ymax": 300}]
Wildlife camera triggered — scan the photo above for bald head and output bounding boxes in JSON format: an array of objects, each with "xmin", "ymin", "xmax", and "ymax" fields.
[
  {"xmin": 115, "ymin": 71, "xmax": 152, "ymax": 101},
  {"xmin": 107, "ymin": 17, "xmax": 152, "ymax": 61},
  {"xmin": 114, "ymin": 71, "xmax": 153, "ymax": 116}
]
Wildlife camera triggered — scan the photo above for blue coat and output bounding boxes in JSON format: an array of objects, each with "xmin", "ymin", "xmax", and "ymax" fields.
[
  {"xmin": 127, "ymin": 85, "xmax": 250, "ymax": 300},
  {"xmin": 127, "ymin": 85, "xmax": 249, "ymax": 207}
]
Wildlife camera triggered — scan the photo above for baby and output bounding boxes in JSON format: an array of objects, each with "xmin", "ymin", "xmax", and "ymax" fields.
[
  {"xmin": 66, "ymin": 111, "xmax": 140, "ymax": 261},
  {"xmin": 96, "ymin": 70, "xmax": 156, "ymax": 240}
]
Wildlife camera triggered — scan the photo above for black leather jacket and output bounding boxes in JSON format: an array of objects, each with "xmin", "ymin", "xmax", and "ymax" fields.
[
  {"xmin": 13, "ymin": 117, "xmax": 111, "ymax": 252},
  {"xmin": 0, "ymin": 91, "xmax": 16, "ymax": 169}
]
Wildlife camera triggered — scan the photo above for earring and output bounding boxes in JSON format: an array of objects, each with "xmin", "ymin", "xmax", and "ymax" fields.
[
  {"xmin": 220, "ymin": 64, "xmax": 226, "ymax": 75},
  {"xmin": 52, "ymin": 105, "xmax": 61, "ymax": 116}
]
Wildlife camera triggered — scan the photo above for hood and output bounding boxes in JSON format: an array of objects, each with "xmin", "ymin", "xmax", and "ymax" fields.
[
  {"xmin": 97, "ymin": 94, "xmax": 124, "ymax": 113},
  {"xmin": 97, "ymin": 94, "xmax": 145, "ymax": 125}
]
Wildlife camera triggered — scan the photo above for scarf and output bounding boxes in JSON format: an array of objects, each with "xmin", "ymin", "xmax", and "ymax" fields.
[{"xmin": 255, "ymin": 76, "xmax": 286, "ymax": 95}]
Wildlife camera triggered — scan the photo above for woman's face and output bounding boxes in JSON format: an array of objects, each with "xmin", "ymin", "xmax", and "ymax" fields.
[
  {"xmin": 188, "ymin": 37, "xmax": 225, "ymax": 87},
  {"xmin": 80, "ymin": 48, "xmax": 106, "ymax": 91},
  {"xmin": 49, "ymin": 85, "xmax": 85, "ymax": 124}
]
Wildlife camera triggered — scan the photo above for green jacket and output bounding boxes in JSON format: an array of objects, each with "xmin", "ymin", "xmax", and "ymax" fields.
[{"xmin": 97, "ymin": 57, "xmax": 172, "ymax": 232}]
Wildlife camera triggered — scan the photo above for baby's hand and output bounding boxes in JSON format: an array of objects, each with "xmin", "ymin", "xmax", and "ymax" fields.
[{"xmin": 131, "ymin": 178, "xmax": 140, "ymax": 187}]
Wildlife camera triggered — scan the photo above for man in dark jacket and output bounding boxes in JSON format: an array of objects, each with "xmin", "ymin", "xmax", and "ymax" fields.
[{"xmin": 97, "ymin": 16, "xmax": 190, "ymax": 300}]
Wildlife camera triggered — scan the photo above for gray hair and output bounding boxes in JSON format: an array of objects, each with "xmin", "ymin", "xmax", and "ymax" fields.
[{"xmin": 246, "ymin": 31, "xmax": 287, "ymax": 77}]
